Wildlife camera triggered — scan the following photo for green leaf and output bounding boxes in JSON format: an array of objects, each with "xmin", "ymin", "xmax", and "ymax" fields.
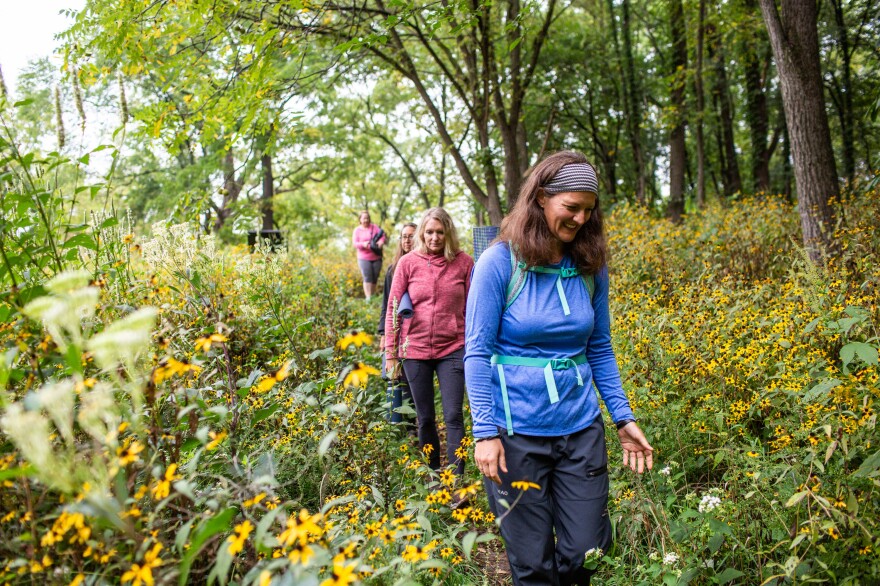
[
  {"xmin": 716, "ymin": 568, "xmax": 744, "ymax": 584},
  {"xmin": 0, "ymin": 466, "xmax": 35, "ymax": 481},
  {"xmin": 175, "ymin": 518, "xmax": 195, "ymax": 554},
  {"xmin": 178, "ymin": 507, "xmax": 238, "ymax": 586},
  {"xmin": 802, "ymin": 378, "xmax": 840, "ymax": 403},
  {"xmin": 99, "ymin": 216, "xmax": 119, "ymax": 229},
  {"xmin": 853, "ymin": 450, "xmax": 880, "ymax": 479},
  {"xmin": 318, "ymin": 430, "xmax": 338, "ymax": 458},
  {"xmin": 255, "ymin": 507, "xmax": 284, "ymax": 552},
  {"xmin": 308, "ymin": 346, "xmax": 335, "ymax": 361},
  {"xmin": 62, "ymin": 233, "xmax": 98, "ymax": 251},
  {"xmin": 677, "ymin": 568, "xmax": 699, "ymax": 585},
  {"xmin": 840, "ymin": 342, "xmax": 878, "ymax": 369},
  {"xmin": 785, "ymin": 491, "xmax": 808, "ymax": 507},
  {"xmin": 250, "ymin": 403, "xmax": 281, "ymax": 425},
  {"xmin": 207, "ymin": 538, "xmax": 234, "ymax": 586},
  {"xmin": 461, "ymin": 530, "xmax": 478, "ymax": 560}
]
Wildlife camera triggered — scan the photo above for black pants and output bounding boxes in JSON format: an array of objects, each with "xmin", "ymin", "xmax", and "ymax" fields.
[
  {"xmin": 402, "ymin": 349, "xmax": 466, "ymax": 474},
  {"xmin": 485, "ymin": 419, "xmax": 612, "ymax": 586}
]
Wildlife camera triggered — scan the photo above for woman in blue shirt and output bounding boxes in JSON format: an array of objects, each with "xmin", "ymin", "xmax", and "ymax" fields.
[{"xmin": 464, "ymin": 151, "xmax": 653, "ymax": 585}]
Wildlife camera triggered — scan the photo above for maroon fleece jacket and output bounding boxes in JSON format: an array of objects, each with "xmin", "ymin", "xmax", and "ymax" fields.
[{"xmin": 384, "ymin": 250, "xmax": 473, "ymax": 360}]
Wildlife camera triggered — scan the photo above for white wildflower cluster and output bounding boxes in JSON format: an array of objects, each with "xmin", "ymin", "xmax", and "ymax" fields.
[
  {"xmin": 663, "ymin": 552, "xmax": 680, "ymax": 565},
  {"xmin": 140, "ymin": 222, "xmax": 215, "ymax": 271},
  {"xmin": 698, "ymin": 493, "xmax": 723, "ymax": 513},
  {"xmin": 584, "ymin": 548, "xmax": 603, "ymax": 561},
  {"xmin": 88, "ymin": 307, "xmax": 158, "ymax": 371},
  {"xmin": 659, "ymin": 465, "xmax": 671, "ymax": 476},
  {"xmin": 77, "ymin": 382, "xmax": 121, "ymax": 444},
  {"xmin": 22, "ymin": 270, "xmax": 99, "ymax": 351}
]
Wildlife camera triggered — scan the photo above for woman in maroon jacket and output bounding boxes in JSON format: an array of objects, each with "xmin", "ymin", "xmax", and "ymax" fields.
[{"xmin": 385, "ymin": 208, "xmax": 473, "ymax": 474}]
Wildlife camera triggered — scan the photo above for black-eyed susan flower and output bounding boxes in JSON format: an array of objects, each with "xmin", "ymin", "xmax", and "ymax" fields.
[
  {"xmin": 226, "ymin": 520, "xmax": 253, "ymax": 555},
  {"xmin": 455, "ymin": 483, "xmax": 481, "ymax": 499},
  {"xmin": 278, "ymin": 509, "xmax": 324, "ymax": 548},
  {"xmin": 338, "ymin": 331, "xmax": 373, "ymax": 350},
  {"xmin": 121, "ymin": 542, "xmax": 163, "ymax": 586},
  {"xmin": 243, "ymin": 493, "xmax": 267, "ymax": 508},
  {"xmin": 319, "ymin": 561, "xmax": 358, "ymax": 586},
  {"xmin": 206, "ymin": 431, "xmax": 227, "ymax": 451},
  {"xmin": 194, "ymin": 333, "xmax": 228, "ymax": 353},
  {"xmin": 256, "ymin": 361, "xmax": 293, "ymax": 392},
  {"xmin": 451, "ymin": 507, "xmax": 472, "ymax": 523},
  {"xmin": 153, "ymin": 357, "xmax": 201, "ymax": 384},
  {"xmin": 151, "ymin": 463, "xmax": 181, "ymax": 500},
  {"xmin": 117, "ymin": 439, "xmax": 144, "ymax": 466},
  {"xmin": 342, "ymin": 363, "xmax": 380, "ymax": 388},
  {"xmin": 511, "ymin": 480, "xmax": 541, "ymax": 491}
]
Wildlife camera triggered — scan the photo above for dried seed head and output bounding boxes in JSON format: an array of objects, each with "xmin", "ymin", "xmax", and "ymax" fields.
[
  {"xmin": 54, "ymin": 86, "xmax": 66, "ymax": 150},
  {"xmin": 118, "ymin": 73, "xmax": 129, "ymax": 125},
  {"xmin": 72, "ymin": 67, "xmax": 86, "ymax": 128}
]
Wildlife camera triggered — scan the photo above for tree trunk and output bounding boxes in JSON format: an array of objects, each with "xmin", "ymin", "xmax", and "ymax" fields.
[
  {"xmin": 759, "ymin": 0, "xmax": 839, "ymax": 261},
  {"xmin": 261, "ymin": 152, "xmax": 275, "ymax": 231},
  {"xmin": 667, "ymin": 0, "xmax": 688, "ymax": 222},
  {"xmin": 694, "ymin": 0, "xmax": 707, "ymax": 207},
  {"xmin": 742, "ymin": 0, "xmax": 772, "ymax": 192},
  {"xmin": 708, "ymin": 22, "xmax": 743, "ymax": 196},
  {"xmin": 213, "ymin": 150, "xmax": 241, "ymax": 233},
  {"xmin": 621, "ymin": 0, "xmax": 648, "ymax": 205},
  {"xmin": 830, "ymin": 0, "xmax": 855, "ymax": 188}
]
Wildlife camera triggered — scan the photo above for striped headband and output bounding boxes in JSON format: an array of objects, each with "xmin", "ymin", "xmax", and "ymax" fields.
[{"xmin": 542, "ymin": 163, "xmax": 599, "ymax": 194}]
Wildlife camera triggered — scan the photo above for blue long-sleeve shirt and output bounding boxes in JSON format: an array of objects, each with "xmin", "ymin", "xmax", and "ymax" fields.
[{"xmin": 464, "ymin": 242, "xmax": 635, "ymax": 437}]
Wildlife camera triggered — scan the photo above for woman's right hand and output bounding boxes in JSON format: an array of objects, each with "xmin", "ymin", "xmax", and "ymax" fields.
[
  {"xmin": 475, "ymin": 438, "xmax": 507, "ymax": 484},
  {"xmin": 386, "ymin": 357, "xmax": 400, "ymax": 378}
]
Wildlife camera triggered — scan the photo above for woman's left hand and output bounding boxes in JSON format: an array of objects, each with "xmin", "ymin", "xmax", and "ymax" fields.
[{"xmin": 617, "ymin": 422, "xmax": 653, "ymax": 474}]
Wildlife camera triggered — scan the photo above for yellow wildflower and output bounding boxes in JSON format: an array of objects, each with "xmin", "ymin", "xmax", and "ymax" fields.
[
  {"xmin": 121, "ymin": 542, "xmax": 163, "ymax": 586},
  {"xmin": 255, "ymin": 360, "xmax": 293, "ymax": 393},
  {"xmin": 439, "ymin": 469, "xmax": 455, "ymax": 487},
  {"xmin": 151, "ymin": 463, "xmax": 182, "ymax": 500},
  {"xmin": 117, "ymin": 439, "xmax": 144, "ymax": 466},
  {"xmin": 511, "ymin": 480, "xmax": 541, "ymax": 491},
  {"xmin": 338, "ymin": 331, "xmax": 373, "ymax": 350},
  {"xmin": 206, "ymin": 431, "xmax": 227, "ymax": 451},
  {"xmin": 153, "ymin": 357, "xmax": 201, "ymax": 384},
  {"xmin": 227, "ymin": 520, "xmax": 253, "ymax": 555},
  {"xmin": 288, "ymin": 543, "xmax": 315, "ymax": 566},
  {"xmin": 320, "ymin": 561, "xmax": 358, "ymax": 586},
  {"xmin": 244, "ymin": 493, "xmax": 267, "ymax": 508},
  {"xmin": 343, "ymin": 363, "xmax": 380, "ymax": 388},
  {"xmin": 278, "ymin": 509, "xmax": 324, "ymax": 548},
  {"xmin": 194, "ymin": 333, "xmax": 228, "ymax": 352}
]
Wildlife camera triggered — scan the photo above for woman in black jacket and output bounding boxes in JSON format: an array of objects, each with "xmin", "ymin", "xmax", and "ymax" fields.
[{"xmin": 378, "ymin": 223, "xmax": 417, "ymax": 431}]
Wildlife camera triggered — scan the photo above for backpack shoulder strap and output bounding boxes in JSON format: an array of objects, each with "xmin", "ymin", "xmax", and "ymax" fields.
[
  {"xmin": 504, "ymin": 242, "xmax": 528, "ymax": 311},
  {"xmin": 582, "ymin": 274, "xmax": 595, "ymax": 301}
]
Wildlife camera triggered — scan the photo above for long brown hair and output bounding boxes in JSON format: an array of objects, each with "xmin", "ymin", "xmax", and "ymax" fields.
[
  {"xmin": 498, "ymin": 151, "xmax": 606, "ymax": 274},
  {"xmin": 391, "ymin": 223, "xmax": 417, "ymax": 269},
  {"xmin": 413, "ymin": 207, "xmax": 461, "ymax": 262}
]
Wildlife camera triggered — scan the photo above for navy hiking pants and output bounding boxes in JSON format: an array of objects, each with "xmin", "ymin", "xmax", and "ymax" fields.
[{"xmin": 485, "ymin": 418, "xmax": 612, "ymax": 586}]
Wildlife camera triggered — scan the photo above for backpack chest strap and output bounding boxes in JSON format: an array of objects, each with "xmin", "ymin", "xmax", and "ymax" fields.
[
  {"xmin": 490, "ymin": 354, "xmax": 587, "ymax": 435},
  {"xmin": 524, "ymin": 265, "xmax": 580, "ymax": 316}
]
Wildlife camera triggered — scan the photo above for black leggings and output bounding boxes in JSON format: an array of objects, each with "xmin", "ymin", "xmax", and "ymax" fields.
[{"xmin": 402, "ymin": 349, "xmax": 466, "ymax": 474}]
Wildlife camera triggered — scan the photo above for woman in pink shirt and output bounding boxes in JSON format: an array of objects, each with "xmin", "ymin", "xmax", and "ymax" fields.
[
  {"xmin": 385, "ymin": 208, "xmax": 473, "ymax": 474},
  {"xmin": 351, "ymin": 210, "xmax": 386, "ymax": 299}
]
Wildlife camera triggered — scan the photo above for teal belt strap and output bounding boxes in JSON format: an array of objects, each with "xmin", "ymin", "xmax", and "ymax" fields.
[{"xmin": 490, "ymin": 354, "xmax": 587, "ymax": 435}]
